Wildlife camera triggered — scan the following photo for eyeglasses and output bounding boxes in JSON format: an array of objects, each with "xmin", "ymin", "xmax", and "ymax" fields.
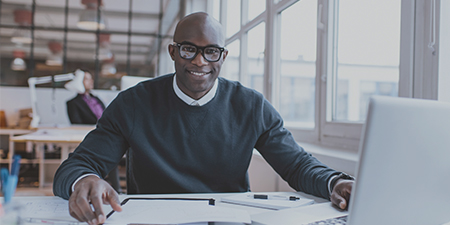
[{"xmin": 172, "ymin": 42, "xmax": 226, "ymax": 62}]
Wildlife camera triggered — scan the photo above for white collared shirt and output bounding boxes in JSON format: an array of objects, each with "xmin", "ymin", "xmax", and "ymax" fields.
[{"xmin": 173, "ymin": 74, "xmax": 218, "ymax": 106}]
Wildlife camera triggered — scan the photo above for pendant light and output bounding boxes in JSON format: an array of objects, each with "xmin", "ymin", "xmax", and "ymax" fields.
[
  {"xmin": 11, "ymin": 9, "xmax": 32, "ymax": 44},
  {"xmin": 77, "ymin": 0, "xmax": 106, "ymax": 30}
]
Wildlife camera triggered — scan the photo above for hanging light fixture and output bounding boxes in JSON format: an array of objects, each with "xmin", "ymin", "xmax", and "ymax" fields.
[
  {"xmin": 97, "ymin": 33, "xmax": 113, "ymax": 60},
  {"xmin": 101, "ymin": 55, "xmax": 116, "ymax": 75},
  {"xmin": 77, "ymin": 0, "xmax": 106, "ymax": 30},
  {"xmin": 11, "ymin": 9, "xmax": 32, "ymax": 44},
  {"xmin": 45, "ymin": 41, "xmax": 63, "ymax": 66},
  {"xmin": 11, "ymin": 50, "xmax": 27, "ymax": 71}
]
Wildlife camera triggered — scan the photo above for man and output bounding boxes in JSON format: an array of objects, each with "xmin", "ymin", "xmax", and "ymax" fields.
[
  {"xmin": 66, "ymin": 70, "xmax": 105, "ymax": 125},
  {"xmin": 53, "ymin": 12, "xmax": 354, "ymax": 225}
]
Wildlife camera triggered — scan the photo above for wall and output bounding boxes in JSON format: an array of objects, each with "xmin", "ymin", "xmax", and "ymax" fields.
[{"xmin": 0, "ymin": 86, "xmax": 119, "ymax": 127}]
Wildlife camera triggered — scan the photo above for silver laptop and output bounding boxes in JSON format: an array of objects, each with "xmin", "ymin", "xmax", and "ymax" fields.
[{"xmin": 310, "ymin": 96, "xmax": 450, "ymax": 225}]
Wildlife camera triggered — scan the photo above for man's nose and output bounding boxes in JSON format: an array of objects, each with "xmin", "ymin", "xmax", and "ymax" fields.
[{"xmin": 191, "ymin": 50, "xmax": 209, "ymax": 66}]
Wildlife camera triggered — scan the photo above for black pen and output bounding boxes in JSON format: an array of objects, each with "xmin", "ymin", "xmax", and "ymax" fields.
[{"xmin": 248, "ymin": 194, "xmax": 300, "ymax": 201}]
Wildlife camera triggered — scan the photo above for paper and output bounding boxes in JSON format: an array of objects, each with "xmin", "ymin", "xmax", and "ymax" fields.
[
  {"xmin": 18, "ymin": 198, "xmax": 83, "ymax": 222},
  {"xmin": 251, "ymin": 202, "xmax": 348, "ymax": 225},
  {"xmin": 220, "ymin": 192, "xmax": 314, "ymax": 210},
  {"xmin": 105, "ymin": 199, "xmax": 251, "ymax": 224}
]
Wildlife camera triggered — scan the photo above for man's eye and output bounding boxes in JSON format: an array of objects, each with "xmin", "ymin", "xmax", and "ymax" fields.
[
  {"xmin": 181, "ymin": 46, "xmax": 196, "ymax": 52},
  {"xmin": 205, "ymin": 48, "xmax": 219, "ymax": 54}
]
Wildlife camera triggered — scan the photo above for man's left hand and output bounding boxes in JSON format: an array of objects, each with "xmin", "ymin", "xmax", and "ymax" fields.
[{"xmin": 330, "ymin": 179, "xmax": 354, "ymax": 210}]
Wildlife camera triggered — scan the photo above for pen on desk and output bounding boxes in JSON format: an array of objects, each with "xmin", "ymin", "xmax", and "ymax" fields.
[
  {"xmin": 24, "ymin": 217, "xmax": 80, "ymax": 225},
  {"xmin": 249, "ymin": 194, "xmax": 300, "ymax": 201}
]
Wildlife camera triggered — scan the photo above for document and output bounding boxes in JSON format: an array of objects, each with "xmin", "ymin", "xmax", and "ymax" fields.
[
  {"xmin": 105, "ymin": 199, "xmax": 251, "ymax": 224},
  {"xmin": 220, "ymin": 192, "xmax": 314, "ymax": 210},
  {"xmin": 18, "ymin": 198, "xmax": 86, "ymax": 223},
  {"xmin": 251, "ymin": 202, "xmax": 348, "ymax": 225}
]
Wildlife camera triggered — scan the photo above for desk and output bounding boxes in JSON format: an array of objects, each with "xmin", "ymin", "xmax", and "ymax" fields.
[
  {"xmin": 9, "ymin": 125, "xmax": 94, "ymax": 188},
  {"xmin": 6, "ymin": 192, "xmax": 333, "ymax": 225},
  {"xmin": 0, "ymin": 128, "xmax": 34, "ymax": 163}
]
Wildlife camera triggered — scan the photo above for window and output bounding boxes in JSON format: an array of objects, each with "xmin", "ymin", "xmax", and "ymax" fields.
[
  {"xmin": 247, "ymin": 23, "xmax": 265, "ymax": 94},
  {"xmin": 328, "ymin": 0, "xmax": 401, "ymax": 122},
  {"xmin": 279, "ymin": 0, "xmax": 317, "ymax": 128},
  {"xmin": 219, "ymin": 0, "xmax": 443, "ymax": 150},
  {"xmin": 223, "ymin": 40, "xmax": 240, "ymax": 81}
]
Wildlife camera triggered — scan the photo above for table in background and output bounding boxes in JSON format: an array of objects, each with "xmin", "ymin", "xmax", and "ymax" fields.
[
  {"xmin": 0, "ymin": 128, "xmax": 35, "ymax": 169},
  {"xmin": 9, "ymin": 125, "xmax": 94, "ymax": 188}
]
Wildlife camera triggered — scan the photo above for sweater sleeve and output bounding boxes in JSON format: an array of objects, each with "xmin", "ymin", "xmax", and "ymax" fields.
[
  {"xmin": 254, "ymin": 97, "xmax": 339, "ymax": 199},
  {"xmin": 53, "ymin": 91, "xmax": 134, "ymax": 199}
]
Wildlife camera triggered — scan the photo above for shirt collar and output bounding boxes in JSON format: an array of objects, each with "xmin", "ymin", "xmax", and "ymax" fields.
[{"xmin": 173, "ymin": 74, "xmax": 218, "ymax": 106}]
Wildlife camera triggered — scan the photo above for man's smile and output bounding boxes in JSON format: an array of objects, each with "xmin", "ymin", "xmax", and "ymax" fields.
[{"xmin": 188, "ymin": 70, "xmax": 211, "ymax": 77}]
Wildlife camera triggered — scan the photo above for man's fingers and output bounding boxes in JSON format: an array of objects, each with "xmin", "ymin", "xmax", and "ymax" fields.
[
  {"xmin": 106, "ymin": 190, "xmax": 123, "ymax": 212},
  {"xmin": 69, "ymin": 189, "xmax": 96, "ymax": 223},
  {"xmin": 90, "ymin": 193, "xmax": 105, "ymax": 224},
  {"xmin": 331, "ymin": 194, "xmax": 347, "ymax": 210},
  {"xmin": 330, "ymin": 179, "xmax": 354, "ymax": 210}
]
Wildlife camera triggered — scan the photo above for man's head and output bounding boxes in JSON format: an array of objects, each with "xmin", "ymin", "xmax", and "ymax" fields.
[{"xmin": 168, "ymin": 12, "xmax": 228, "ymax": 100}]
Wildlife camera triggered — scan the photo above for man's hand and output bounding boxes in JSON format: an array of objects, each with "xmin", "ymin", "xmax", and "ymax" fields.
[
  {"xmin": 69, "ymin": 175, "xmax": 122, "ymax": 225},
  {"xmin": 330, "ymin": 179, "xmax": 354, "ymax": 210}
]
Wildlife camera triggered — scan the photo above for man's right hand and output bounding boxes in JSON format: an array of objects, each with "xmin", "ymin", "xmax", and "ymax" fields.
[{"xmin": 69, "ymin": 175, "xmax": 122, "ymax": 225}]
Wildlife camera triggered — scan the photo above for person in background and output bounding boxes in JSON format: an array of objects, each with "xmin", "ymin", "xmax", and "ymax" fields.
[
  {"xmin": 54, "ymin": 13, "xmax": 354, "ymax": 225},
  {"xmin": 66, "ymin": 70, "xmax": 105, "ymax": 125},
  {"xmin": 65, "ymin": 69, "xmax": 121, "ymax": 193}
]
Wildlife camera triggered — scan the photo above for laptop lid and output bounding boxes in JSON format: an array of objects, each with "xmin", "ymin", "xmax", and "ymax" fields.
[{"xmin": 347, "ymin": 96, "xmax": 450, "ymax": 225}]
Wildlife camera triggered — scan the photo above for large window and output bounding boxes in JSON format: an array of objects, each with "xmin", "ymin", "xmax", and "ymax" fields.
[
  {"xmin": 329, "ymin": 0, "xmax": 401, "ymax": 122},
  {"xmin": 214, "ymin": 0, "xmax": 443, "ymax": 150},
  {"xmin": 279, "ymin": 0, "xmax": 317, "ymax": 128}
]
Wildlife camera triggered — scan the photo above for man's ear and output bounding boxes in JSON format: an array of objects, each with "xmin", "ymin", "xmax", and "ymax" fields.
[
  {"xmin": 168, "ymin": 44, "xmax": 176, "ymax": 61},
  {"xmin": 222, "ymin": 49, "xmax": 229, "ymax": 61}
]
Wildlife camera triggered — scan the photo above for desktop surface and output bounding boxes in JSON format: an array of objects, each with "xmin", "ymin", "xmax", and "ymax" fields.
[{"xmin": 4, "ymin": 192, "xmax": 328, "ymax": 225}]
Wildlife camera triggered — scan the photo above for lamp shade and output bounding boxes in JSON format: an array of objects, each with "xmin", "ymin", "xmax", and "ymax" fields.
[
  {"xmin": 46, "ymin": 41, "xmax": 63, "ymax": 66},
  {"xmin": 64, "ymin": 69, "xmax": 86, "ymax": 93},
  {"xmin": 11, "ymin": 50, "xmax": 26, "ymax": 71}
]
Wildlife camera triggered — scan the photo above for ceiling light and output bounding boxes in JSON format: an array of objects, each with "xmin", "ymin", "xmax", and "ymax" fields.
[
  {"xmin": 11, "ymin": 9, "xmax": 32, "ymax": 44},
  {"xmin": 11, "ymin": 50, "xmax": 27, "ymax": 71},
  {"xmin": 101, "ymin": 62, "xmax": 116, "ymax": 75},
  {"xmin": 11, "ymin": 29, "xmax": 32, "ymax": 44},
  {"xmin": 45, "ymin": 54, "xmax": 63, "ymax": 66},
  {"xmin": 97, "ymin": 33, "xmax": 112, "ymax": 60},
  {"xmin": 101, "ymin": 54, "xmax": 116, "ymax": 75},
  {"xmin": 77, "ymin": 0, "xmax": 106, "ymax": 30},
  {"xmin": 46, "ymin": 41, "xmax": 63, "ymax": 66}
]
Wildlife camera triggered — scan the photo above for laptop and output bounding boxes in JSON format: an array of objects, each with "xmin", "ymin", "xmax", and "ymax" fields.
[{"xmin": 253, "ymin": 96, "xmax": 450, "ymax": 225}]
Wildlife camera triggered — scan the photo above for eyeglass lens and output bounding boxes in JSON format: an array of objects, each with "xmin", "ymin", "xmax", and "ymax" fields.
[{"xmin": 179, "ymin": 44, "xmax": 221, "ymax": 62}]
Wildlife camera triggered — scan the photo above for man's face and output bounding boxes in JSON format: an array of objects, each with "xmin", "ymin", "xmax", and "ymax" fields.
[{"xmin": 169, "ymin": 22, "xmax": 228, "ymax": 100}]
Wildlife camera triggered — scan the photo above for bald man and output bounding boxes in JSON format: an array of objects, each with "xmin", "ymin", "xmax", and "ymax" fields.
[{"xmin": 53, "ymin": 12, "xmax": 354, "ymax": 224}]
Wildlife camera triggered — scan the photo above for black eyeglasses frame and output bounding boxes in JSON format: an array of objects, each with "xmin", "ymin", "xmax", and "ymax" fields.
[{"xmin": 172, "ymin": 42, "xmax": 226, "ymax": 62}]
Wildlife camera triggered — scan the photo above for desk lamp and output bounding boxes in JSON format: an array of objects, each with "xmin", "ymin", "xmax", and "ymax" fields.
[{"xmin": 27, "ymin": 69, "xmax": 85, "ymax": 128}]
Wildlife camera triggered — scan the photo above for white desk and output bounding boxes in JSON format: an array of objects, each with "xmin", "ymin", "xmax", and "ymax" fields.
[
  {"xmin": 5, "ymin": 192, "xmax": 334, "ymax": 225},
  {"xmin": 9, "ymin": 125, "xmax": 94, "ymax": 188}
]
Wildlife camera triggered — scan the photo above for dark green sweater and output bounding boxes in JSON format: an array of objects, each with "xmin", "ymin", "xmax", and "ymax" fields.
[{"xmin": 53, "ymin": 74, "xmax": 338, "ymax": 200}]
